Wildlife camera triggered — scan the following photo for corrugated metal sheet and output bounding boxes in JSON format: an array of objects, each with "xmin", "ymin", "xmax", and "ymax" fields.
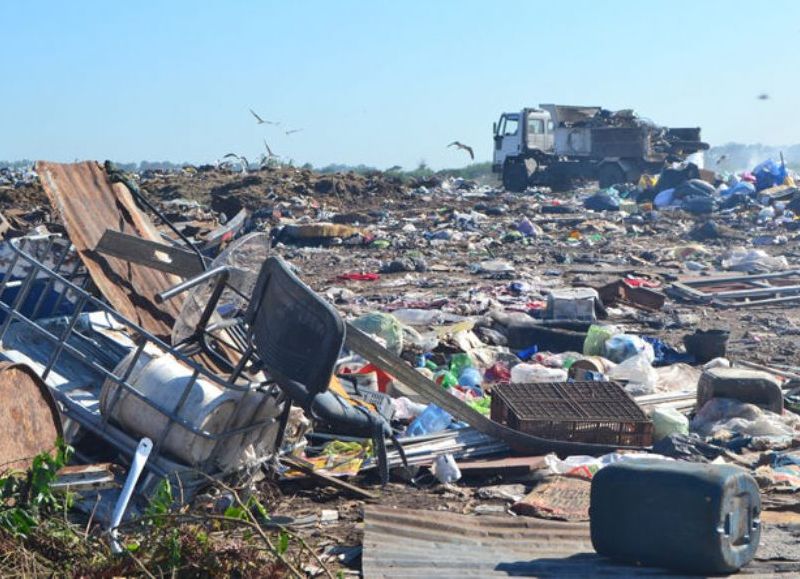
[
  {"xmin": 36, "ymin": 161, "xmax": 183, "ymax": 339},
  {"xmin": 362, "ymin": 506, "xmax": 794, "ymax": 578}
]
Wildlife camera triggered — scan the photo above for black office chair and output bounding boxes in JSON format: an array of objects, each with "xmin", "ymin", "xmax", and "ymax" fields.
[{"xmin": 160, "ymin": 256, "xmax": 401, "ymax": 483}]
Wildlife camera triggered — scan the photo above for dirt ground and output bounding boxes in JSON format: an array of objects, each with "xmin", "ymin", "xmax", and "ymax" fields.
[{"xmin": 3, "ymin": 164, "xmax": 800, "ymax": 575}]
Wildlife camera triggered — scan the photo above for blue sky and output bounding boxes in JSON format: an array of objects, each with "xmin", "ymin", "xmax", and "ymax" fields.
[{"xmin": 2, "ymin": 0, "xmax": 798, "ymax": 169}]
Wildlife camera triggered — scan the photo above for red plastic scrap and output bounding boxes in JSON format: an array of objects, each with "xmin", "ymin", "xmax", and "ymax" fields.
[
  {"xmin": 337, "ymin": 272, "xmax": 381, "ymax": 281},
  {"xmin": 623, "ymin": 277, "xmax": 661, "ymax": 289}
]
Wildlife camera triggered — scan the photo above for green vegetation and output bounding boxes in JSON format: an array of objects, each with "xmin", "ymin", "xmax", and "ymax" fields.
[{"xmin": 0, "ymin": 447, "xmax": 339, "ymax": 577}]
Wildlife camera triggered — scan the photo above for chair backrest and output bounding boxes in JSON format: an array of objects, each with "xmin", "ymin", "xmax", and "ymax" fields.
[{"xmin": 246, "ymin": 257, "xmax": 345, "ymax": 409}]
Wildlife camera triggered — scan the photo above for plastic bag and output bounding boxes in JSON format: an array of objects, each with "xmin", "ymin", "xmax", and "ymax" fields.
[
  {"xmin": 583, "ymin": 324, "xmax": 621, "ymax": 356},
  {"xmin": 653, "ymin": 188, "xmax": 676, "ymax": 208},
  {"xmin": 543, "ymin": 452, "xmax": 671, "ymax": 480},
  {"xmin": 608, "ymin": 353, "xmax": 658, "ymax": 395},
  {"xmin": 721, "ymin": 247, "xmax": 789, "ymax": 273},
  {"xmin": 432, "ymin": 453, "xmax": 462, "ymax": 483},
  {"xmin": 584, "ymin": 190, "xmax": 621, "ymax": 211},
  {"xmin": 681, "ymin": 195, "xmax": 716, "ymax": 214},
  {"xmin": 351, "ymin": 312, "xmax": 404, "ymax": 354},
  {"xmin": 654, "ymin": 363, "xmax": 701, "ymax": 393},
  {"xmin": 603, "ymin": 334, "xmax": 654, "ymax": 363},
  {"xmin": 691, "ymin": 398, "xmax": 799, "ymax": 445},
  {"xmin": 510, "ymin": 363, "xmax": 568, "ymax": 383},
  {"xmin": 652, "ymin": 407, "xmax": 689, "ymax": 441},
  {"xmin": 752, "ymin": 159, "xmax": 788, "ymax": 191}
]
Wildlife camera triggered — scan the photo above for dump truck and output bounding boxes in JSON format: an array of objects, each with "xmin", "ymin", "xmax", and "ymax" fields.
[{"xmin": 492, "ymin": 104, "xmax": 709, "ymax": 191}]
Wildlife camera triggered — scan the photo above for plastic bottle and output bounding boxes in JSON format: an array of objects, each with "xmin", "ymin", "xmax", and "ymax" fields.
[
  {"xmin": 449, "ymin": 353, "xmax": 474, "ymax": 376},
  {"xmin": 404, "ymin": 404, "xmax": 453, "ymax": 437},
  {"xmin": 510, "ymin": 363, "xmax": 568, "ymax": 383},
  {"xmin": 434, "ymin": 370, "xmax": 458, "ymax": 389}
]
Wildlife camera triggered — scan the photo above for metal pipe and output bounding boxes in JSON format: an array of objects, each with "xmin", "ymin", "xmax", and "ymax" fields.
[
  {"xmin": 109, "ymin": 437, "xmax": 153, "ymax": 554},
  {"xmin": 155, "ymin": 266, "xmax": 230, "ymax": 304}
]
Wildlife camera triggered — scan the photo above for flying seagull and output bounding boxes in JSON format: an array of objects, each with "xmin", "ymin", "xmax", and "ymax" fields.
[
  {"xmin": 716, "ymin": 154, "xmax": 728, "ymax": 165},
  {"xmin": 249, "ymin": 108, "xmax": 279, "ymax": 125},
  {"xmin": 285, "ymin": 128, "xmax": 303, "ymax": 136},
  {"xmin": 448, "ymin": 141, "xmax": 474, "ymax": 160},
  {"xmin": 757, "ymin": 93, "xmax": 770, "ymax": 100},
  {"xmin": 263, "ymin": 139, "xmax": 278, "ymax": 159}
]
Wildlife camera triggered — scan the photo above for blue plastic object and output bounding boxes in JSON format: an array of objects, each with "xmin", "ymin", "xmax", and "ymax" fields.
[
  {"xmin": 753, "ymin": 159, "xmax": 787, "ymax": 191},
  {"xmin": 458, "ymin": 367, "xmax": 483, "ymax": 390},
  {"xmin": 404, "ymin": 404, "xmax": 453, "ymax": 437},
  {"xmin": 643, "ymin": 336, "xmax": 694, "ymax": 366},
  {"xmin": 590, "ymin": 460, "xmax": 761, "ymax": 574},
  {"xmin": 517, "ymin": 344, "xmax": 539, "ymax": 361}
]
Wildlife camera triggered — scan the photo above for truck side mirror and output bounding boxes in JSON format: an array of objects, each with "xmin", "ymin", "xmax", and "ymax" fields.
[{"xmin": 493, "ymin": 122, "xmax": 497, "ymax": 135}]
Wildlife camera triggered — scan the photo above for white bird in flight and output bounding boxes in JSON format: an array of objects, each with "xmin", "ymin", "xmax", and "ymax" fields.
[{"xmin": 249, "ymin": 108, "xmax": 280, "ymax": 125}]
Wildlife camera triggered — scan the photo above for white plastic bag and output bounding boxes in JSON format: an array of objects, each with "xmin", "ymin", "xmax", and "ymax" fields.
[
  {"xmin": 543, "ymin": 452, "xmax": 672, "ymax": 480},
  {"xmin": 432, "ymin": 453, "xmax": 462, "ymax": 483},
  {"xmin": 722, "ymin": 247, "xmax": 789, "ymax": 273},
  {"xmin": 692, "ymin": 398, "xmax": 799, "ymax": 445},
  {"xmin": 608, "ymin": 353, "xmax": 658, "ymax": 395}
]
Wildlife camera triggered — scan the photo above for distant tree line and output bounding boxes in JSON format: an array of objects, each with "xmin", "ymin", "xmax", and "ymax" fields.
[{"xmin": 4, "ymin": 144, "xmax": 799, "ymax": 175}]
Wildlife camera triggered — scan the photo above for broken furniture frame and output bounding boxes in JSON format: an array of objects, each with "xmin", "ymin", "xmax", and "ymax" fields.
[
  {"xmin": 0, "ymin": 234, "xmax": 288, "ymax": 498},
  {"xmin": 668, "ymin": 270, "xmax": 800, "ymax": 308},
  {"xmin": 156, "ymin": 255, "xmax": 399, "ymax": 482}
]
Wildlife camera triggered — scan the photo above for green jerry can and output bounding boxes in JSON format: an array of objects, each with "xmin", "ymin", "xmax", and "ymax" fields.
[{"xmin": 590, "ymin": 460, "xmax": 760, "ymax": 574}]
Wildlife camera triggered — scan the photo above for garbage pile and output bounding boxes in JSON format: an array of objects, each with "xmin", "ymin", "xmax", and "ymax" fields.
[{"xmin": 0, "ymin": 159, "xmax": 799, "ymax": 575}]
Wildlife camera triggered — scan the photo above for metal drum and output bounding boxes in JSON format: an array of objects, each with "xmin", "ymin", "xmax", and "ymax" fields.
[{"xmin": 100, "ymin": 348, "xmax": 236, "ymax": 466}]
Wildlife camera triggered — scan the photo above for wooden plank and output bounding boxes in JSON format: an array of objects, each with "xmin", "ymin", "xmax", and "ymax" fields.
[
  {"xmin": 280, "ymin": 456, "xmax": 378, "ymax": 500},
  {"xmin": 36, "ymin": 161, "xmax": 183, "ymax": 339},
  {"xmin": 96, "ymin": 229, "xmax": 205, "ymax": 278}
]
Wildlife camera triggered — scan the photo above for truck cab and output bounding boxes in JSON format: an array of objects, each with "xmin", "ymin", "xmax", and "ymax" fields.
[{"xmin": 492, "ymin": 109, "xmax": 554, "ymax": 172}]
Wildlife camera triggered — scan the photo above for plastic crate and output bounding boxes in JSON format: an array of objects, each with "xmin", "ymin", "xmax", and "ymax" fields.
[{"xmin": 490, "ymin": 381, "xmax": 652, "ymax": 446}]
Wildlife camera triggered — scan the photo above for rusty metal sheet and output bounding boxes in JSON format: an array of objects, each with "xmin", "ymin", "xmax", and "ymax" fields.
[
  {"xmin": 362, "ymin": 506, "xmax": 793, "ymax": 577},
  {"xmin": 36, "ymin": 161, "xmax": 183, "ymax": 339},
  {"xmin": 0, "ymin": 361, "xmax": 63, "ymax": 471},
  {"xmin": 511, "ymin": 475, "xmax": 590, "ymax": 521}
]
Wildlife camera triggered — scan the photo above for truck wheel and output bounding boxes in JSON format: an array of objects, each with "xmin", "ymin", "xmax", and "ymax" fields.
[
  {"xmin": 597, "ymin": 163, "xmax": 626, "ymax": 189},
  {"xmin": 502, "ymin": 160, "xmax": 529, "ymax": 192}
]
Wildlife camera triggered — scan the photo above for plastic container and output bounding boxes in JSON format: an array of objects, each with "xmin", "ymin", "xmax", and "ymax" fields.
[
  {"xmin": 404, "ymin": 404, "xmax": 453, "ymax": 437},
  {"xmin": 591, "ymin": 460, "xmax": 761, "ymax": 574},
  {"xmin": 545, "ymin": 288, "xmax": 599, "ymax": 322},
  {"xmin": 652, "ymin": 407, "xmax": 689, "ymax": 441},
  {"xmin": 684, "ymin": 329, "xmax": 729, "ymax": 363},
  {"xmin": 569, "ymin": 356, "xmax": 614, "ymax": 381},
  {"xmin": 510, "ymin": 363, "xmax": 568, "ymax": 384},
  {"xmin": 101, "ymin": 349, "xmax": 236, "ymax": 466},
  {"xmin": 697, "ymin": 367, "xmax": 783, "ymax": 413}
]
